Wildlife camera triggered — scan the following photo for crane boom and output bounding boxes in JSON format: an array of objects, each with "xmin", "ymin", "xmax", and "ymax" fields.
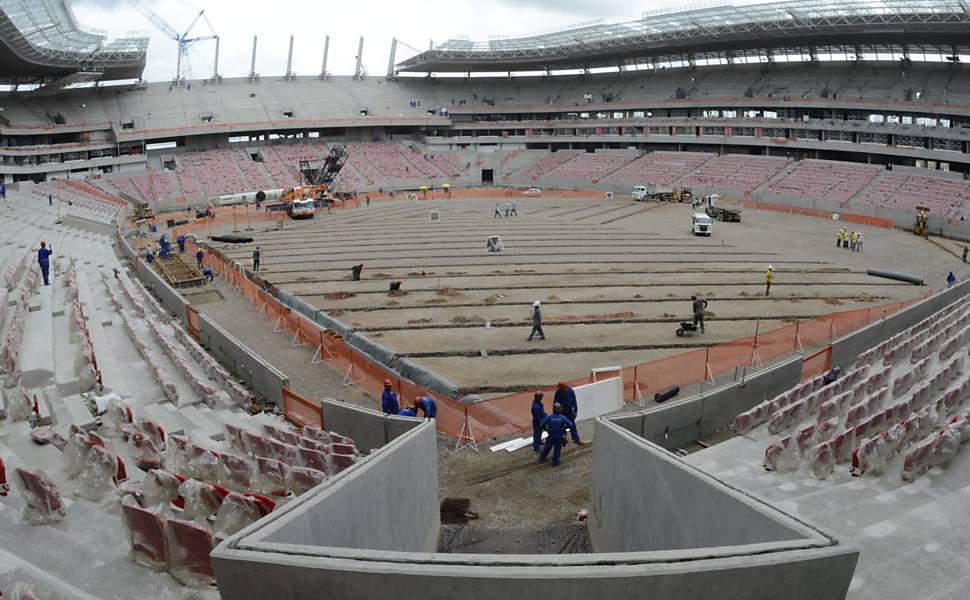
[{"xmin": 126, "ymin": 0, "xmax": 180, "ymax": 41}]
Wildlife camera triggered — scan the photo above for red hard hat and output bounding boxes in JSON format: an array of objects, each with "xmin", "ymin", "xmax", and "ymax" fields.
[{"xmin": 384, "ymin": 379, "xmax": 392, "ymax": 386}]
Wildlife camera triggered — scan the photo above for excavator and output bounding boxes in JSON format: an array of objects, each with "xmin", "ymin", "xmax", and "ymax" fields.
[{"xmin": 914, "ymin": 206, "xmax": 929, "ymax": 237}]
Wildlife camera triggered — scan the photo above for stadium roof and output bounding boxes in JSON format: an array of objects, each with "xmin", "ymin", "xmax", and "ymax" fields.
[
  {"xmin": 396, "ymin": 0, "xmax": 970, "ymax": 73},
  {"xmin": 0, "ymin": 0, "xmax": 148, "ymax": 85}
]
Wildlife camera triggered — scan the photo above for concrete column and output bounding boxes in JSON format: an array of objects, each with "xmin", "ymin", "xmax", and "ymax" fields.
[
  {"xmin": 249, "ymin": 35, "xmax": 258, "ymax": 80},
  {"xmin": 286, "ymin": 34, "xmax": 295, "ymax": 79},
  {"xmin": 321, "ymin": 35, "xmax": 330, "ymax": 79},
  {"xmin": 387, "ymin": 37, "xmax": 397, "ymax": 79},
  {"xmin": 212, "ymin": 36, "xmax": 220, "ymax": 81},
  {"xmin": 355, "ymin": 36, "xmax": 365, "ymax": 79}
]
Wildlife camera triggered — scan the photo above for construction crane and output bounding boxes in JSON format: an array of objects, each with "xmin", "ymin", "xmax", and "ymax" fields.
[{"xmin": 126, "ymin": 0, "xmax": 219, "ymax": 83}]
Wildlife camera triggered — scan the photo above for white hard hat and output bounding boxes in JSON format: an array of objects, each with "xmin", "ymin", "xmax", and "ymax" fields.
[
  {"xmin": 533, "ymin": 301, "xmax": 541, "ymax": 307},
  {"xmin": 768, "ymin": 265, "xmax": 773, "ymax": 270}
]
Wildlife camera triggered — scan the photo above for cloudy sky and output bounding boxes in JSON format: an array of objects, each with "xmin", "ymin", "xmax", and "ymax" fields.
[{"xmin": 70, "ymin": 0, "xmax": 738, "ymax": 81}]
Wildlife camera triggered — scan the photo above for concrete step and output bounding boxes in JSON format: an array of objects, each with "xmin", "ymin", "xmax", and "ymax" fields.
[{"xmin": 20, "ymin": 284, "xmax": 55, "ymax": 388}]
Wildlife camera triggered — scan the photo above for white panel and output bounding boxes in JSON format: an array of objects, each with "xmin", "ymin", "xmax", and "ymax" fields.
[{"xmin": 575, "ymin": 377, "xmax": 623, "ymax": 421}]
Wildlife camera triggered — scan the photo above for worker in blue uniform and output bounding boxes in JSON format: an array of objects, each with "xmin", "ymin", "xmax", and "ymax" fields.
[
  {"xmin": 398, "ymin": 406, "xmax": 417, "ymax": 417},
  {"xmin": 553, "ymin": 382, "xmax": 581, "ymax": 444},
  {"xmin": 37, "ymin": 241, "xmax": 53, "ymax": 286},
  {"xmin": 381, "ymin": 380, "xmax": 400, "ymax": 415},
  {"xmin": 177, "ymin": 235, "xmax": 186, "ymax": 253},
  {"xmin": 195, "ymin": 248, "xmax": 204, "ymax": 268},
  {"xmin": 531, "ymin": 391, "xmax": 547, "ymax": 451},
  {"xmin": 416, "ymin": 396, "xmax": 437, "ymax": 419},
  {"xmin": 538, "ymin": 403, "xmax": 575, "ymax": 467}
]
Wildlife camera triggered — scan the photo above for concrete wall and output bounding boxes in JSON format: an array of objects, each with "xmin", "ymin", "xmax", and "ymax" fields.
[
  {"xmin": 640, "ymin": 357, "xmax": 803, "ymax": 449},
  {"xmin": 590, "ymin": 419, "xmax": 815, "ymax": 552},
  {"xmin": 320, "ymin": 399, "xmax": 421, "ymax": 453},
  {"xmin": 196, "ymin": 313, "xmax": 288, "ymax": 409},
  {"xmin": 217, "ymin": 422, "xmax": 439, "ymax": 555},
  {"xmin": 211, "ymin": 419, "xmax": 858, "ymax": 600}
]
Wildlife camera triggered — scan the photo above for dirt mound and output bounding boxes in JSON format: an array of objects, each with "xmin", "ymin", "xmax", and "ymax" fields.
[
  {"xmin": 451, "ymin": 315, "xmax": 484, "ymax": 324},
  {"xmin": 408, "ymin": 318, "xmax": 434, "ymax": 324},
  {"xmin": 388, "ymin": 290, "xmax": 408, "ymax": 297},
  {"xmin": 547, "ymin": 294, "xmax": 560, "ymax": 301},
  {"xmin": 823, "ymin": 297, "xmax": 843, "ymax": 305},
  {"xmin": 425, "ymin": 298, "xmax": 447, "ymax": 305},
  {"xmin": 548, "ymin": 311, "xmax": 638, "ymax": 322},
  {"xmin": 437, "ymin": 287, "xmax": 463, "ymax": 297},
  {"xmin": 324, "ymin": 291, "xmax": 355, "ymax": 300},
  {"xmin": 372, "ymin": 272, "xmax": 394, "ymax": 278}
]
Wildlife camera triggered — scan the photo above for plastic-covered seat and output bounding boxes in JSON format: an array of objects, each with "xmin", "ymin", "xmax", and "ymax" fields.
[
  {"xmin": 219, "ymin": 453, "xmax": 254, "ymax": 489},
  {"xmin": 178, "ymin": 479, "xmax": 229, "ymax": 524},
  {"xmin": 242, "ymin": 431, "xmax": 272, "ymax": 459},
  {"xmin": 141, "ymin": 469, "xmax": 187, "ymax": 512},
  {"xmin": 268, "ymin": 438, "xmax": 300, "ymax": 466},
  {"xmin": 129, "ymin": 432, "xmax": 163, "ymax": 471},
  {"xmin": 121, "ymin": 496, "xmax": 168, "ymax": 570},
  {"xmin": 301, "ymin": 425, "xmax": 331, "ymax": 444},
  {"xmin": 0, "ymin": 456, "xmax": 8, "ymax": 497},
  {"xmin": 164, "ymin": 435, "xmax": 191, "ymax": 473},
  {"xmin": 15, "ymin": 468, "xmax": 66, "ymax": 524},
  {"xmin": 212, "ymin": 491, "xmax": 276, "ymax": 539},
  {"xmin": 187, "ymin": 444, "xmax": 221, "ymax": 482},
  {"xmin": 289, "ymin": 466, "xmax": 326, "ymax": 495},
  {"xmin": 330, "ymin": 453, "xmax": 356, "ymax": 474},
  {"xmin": 298, "ymin": 447, "xmax": 329, "ymax": 474},
  {"xmin": 255, "ymin": 457, "xmax": 289, "ymax": 496},
  {"xmin": 75, "ymin": 446, "xmax": 126, "ymax": 501},
  {"xmin": 166, "ymin": 518, "xmax": 216, "ymax": 588}
]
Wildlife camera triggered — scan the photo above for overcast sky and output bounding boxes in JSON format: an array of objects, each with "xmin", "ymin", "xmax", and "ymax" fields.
[{"xmin": 70, "ymin": 0, "xmax": 749, "ymax": 81}]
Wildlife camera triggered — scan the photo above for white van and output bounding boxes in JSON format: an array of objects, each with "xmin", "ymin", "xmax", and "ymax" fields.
[{"xmin": 692, "ymin": 213, "xmax": 713, "ymax": 236}]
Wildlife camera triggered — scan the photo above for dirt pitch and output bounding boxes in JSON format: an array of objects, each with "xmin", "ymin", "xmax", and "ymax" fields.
[{"xmin": 219, "ymin": 195, "xmax": 942, "ymax": 395}]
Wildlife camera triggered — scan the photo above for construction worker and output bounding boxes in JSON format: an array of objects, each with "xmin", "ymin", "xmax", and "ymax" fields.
[
  {"xmin": 947, "ymin": 271, "xmax": 957, "ymax": 288},
  {"xmin": 527, "ymin": 300, "xmax": 545, "ymax": 341},
  {"xmin": 510, "ymin": 200, "xmax": 518, "ymax": 216},
  {"xmin": 505, "ymin": 202, "xmax": 511, "ymax": 217},
  {"xmin": 836, "ymin": 228, "xmax": 843, "ymax": 248},
  {"xmin": 554, "ymin": 382, "xmax": 582, "ymax": 444},
  {"xmin": 843, "ymin": 229, "xmax": 850, "ymax": 249},
  {"xmin": 494, "ymin": 203, "xmax": 501, "ymax": 218},
  {"xmin": 850, "ymin": 231, "xmax": 858, "ymax": 251},
  {"xmin": 176, "ymin": 234, "xmax": 186, "ymax": 253},
  {"xmin": 253, "ymin": 247, "xmax": 261, "ymax": 272},
  {"xmin": 691, "ymin": 293, "xmax": 707, "ymax": 333},
  {"xmin": 381, "ymin": 380, "xmax": 400, "ymax": 415},
  {"xmin": 145, "ymin": 248, "xmax": 155, "ymax": 264},
  {"xmin": 963, "ymin": 245, "xmax": 968, "ymax": 263},
  {"xmin": 37, "ymin": 241, "xmax": 52, "ymax": 286},
  {"xmin": 415, "ymin": 396, "xmax": 437, "ymax": 419},
  {"xmin": 195, "ymin": 248, "xmax": 204, "ymax": 268},
  {"xmin": 537, "ymin": 403, "xmax": 575, "ymax": 467},
  {"xmin": 531, "ymin": 392, "xmax": 547, "ymax": 452},
  {"xmin": 765, "ymin": 265, "xmax": 774, "ymax": 296},
  {"xmin": 48, "ymin": 193, "xmax": 52, "ymax": 206},
  {"xmin": 856, "ymin": 232, "xmax": 863, "ymax": 252},
  {"xmin": 202, "ymin": 266, "xmax": 214, "ymax": 282},
  {"xmin": 397, "ymin": 406, "xmax": 417, "ymax": 417}
]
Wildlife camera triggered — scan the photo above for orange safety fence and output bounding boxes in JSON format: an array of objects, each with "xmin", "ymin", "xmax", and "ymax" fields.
[
  {"xmin": 190, "ymin": 233, "xmax": 932, "ymax": 441},
  {"xmin": 185, "ymin": 305, "xmax": 201, "ymax": 341},
  {"xmin": 801, "ymin": 347, "xmax": 833, "ymax": 382},
  {"xmin": 281, "ymin": 387, "xmax": 323, "ymax": 429},
  {"xmin": 741, "ymin": 200, "xmax": 895, "ymax": 229}
]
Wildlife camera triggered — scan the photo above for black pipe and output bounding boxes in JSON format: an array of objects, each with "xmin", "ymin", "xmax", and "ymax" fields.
[{"xmin": 866, "ymin": 269, "xmax": 924, "ymax": 286}]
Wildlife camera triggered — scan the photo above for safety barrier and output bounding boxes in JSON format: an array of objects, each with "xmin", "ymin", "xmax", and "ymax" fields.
[{"xmin": 740, "ymin": 200, "xmax": 895, "ymax": 229}]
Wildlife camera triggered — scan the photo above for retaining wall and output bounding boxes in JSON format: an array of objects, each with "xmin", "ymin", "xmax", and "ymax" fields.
[
  {"xmin": 638, "ymin": 357, "xmax": 803, "ymax": 448},
  {"xmin": 212, "ymin": 418, "xmax": 858, "ymax": 600},
  {"xmin": 196, "ymin": 314, "xmax": 288, "ymax": 409},
  {"xmin": 320, "ymin": 399, "xmax": 421, "ymax": 452}
]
